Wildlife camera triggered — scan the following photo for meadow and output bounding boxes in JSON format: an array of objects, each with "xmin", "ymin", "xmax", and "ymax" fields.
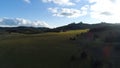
[{"xmin": 0, "ymin": 29, "xmax": 88, "ymax": 68}]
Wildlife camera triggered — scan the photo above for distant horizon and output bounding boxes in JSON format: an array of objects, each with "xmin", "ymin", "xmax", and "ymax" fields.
[
  {"xmin": 0, "ymin": 21, "xmax": 119, "ymax": 28},
  {"xmin": 0, "ymin": 0, "xmax": 120, "ymax": 28}
]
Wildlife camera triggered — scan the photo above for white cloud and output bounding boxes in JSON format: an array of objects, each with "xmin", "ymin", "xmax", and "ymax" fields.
[
  {"xmin": 24, "ymin": 0, "xmax": 31, "ymax": 3},
  {"xmin": 75, "ymin": 0, "xmax": 81, "ymax": 2},
  {"xmin": 0, "ymin": 19, "xmax": 3, "ymax": 22},
  {"xmin": 48, "ymin": 5, "xmax": 88, "ymax": 18},
  {"xmin": 89, "ymin": 0, "xmax": 120, "ymax": 23},
  {"xmin": 0, "ymin": 18, "xmax": 49, "ymax": 27},
  {"xmin": 48, "ymin": 7, "xmax": 58, "ymax": 13},
  {"xmin": 42, "ymin": 0, "xmax": 75, "ymax": 6}
]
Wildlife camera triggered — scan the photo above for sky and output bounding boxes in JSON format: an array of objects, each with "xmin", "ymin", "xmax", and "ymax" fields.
[{"xmin": 0, "ymin": 0, "xmax": 120, "ymax": 28}]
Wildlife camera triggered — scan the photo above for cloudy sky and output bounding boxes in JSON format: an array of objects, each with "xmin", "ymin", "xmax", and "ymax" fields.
[{"xmin": 0, "ymin": 0, "xmax": 120, "ymax": 27}]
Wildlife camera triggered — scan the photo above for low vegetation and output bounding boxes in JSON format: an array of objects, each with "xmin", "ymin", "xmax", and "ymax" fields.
[
  {"xmin": 69, "ymin": 25, "xmax": 120, "ymax": 68},
  {"xmin": 0, "ymin": 23, "xmax": 120, "ymax": 68},
  {"xmin": 0, "ymin": 29, "xmax": 88, "ymax": 68}
]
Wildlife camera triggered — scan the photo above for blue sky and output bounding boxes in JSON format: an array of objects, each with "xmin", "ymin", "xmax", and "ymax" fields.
[{"xmin": 0, "ymin": 0, "xmax": 120, "ymax": 28}]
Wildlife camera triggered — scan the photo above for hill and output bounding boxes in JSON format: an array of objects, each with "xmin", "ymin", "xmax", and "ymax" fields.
[
  {"xmin": 0, "ymin": 23, "xmax": 120, "ymax": 68},
  {"xmin": 0, "ymin": 26, "xmax": 49, "ymax": 34},
  {"xmin": 47, "ymin": 22, "xmax": 115, "ymax": 32},
  {"xmin": 68, "ymin": 24, "xmax": 120, "ymax": 68},
  {"xmin": 0, "ymin": 22, "xmax": 118, "ymax": 33}
]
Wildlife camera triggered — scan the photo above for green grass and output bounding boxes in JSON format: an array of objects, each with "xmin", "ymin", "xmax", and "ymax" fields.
[{"xmin": 0, "ymin": 29, "xmax": 88, "ymax": 68}]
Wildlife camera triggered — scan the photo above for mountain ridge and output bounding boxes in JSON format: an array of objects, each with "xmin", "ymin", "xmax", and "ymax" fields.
[{"xmin": 0, "ymin": 22, "xmax": 119, "ymax": 34}]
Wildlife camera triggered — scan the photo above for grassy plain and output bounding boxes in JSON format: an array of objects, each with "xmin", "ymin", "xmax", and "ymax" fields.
[{"xmin": 0, "ymin": 29, "xmax": 88, "ymax": 68}]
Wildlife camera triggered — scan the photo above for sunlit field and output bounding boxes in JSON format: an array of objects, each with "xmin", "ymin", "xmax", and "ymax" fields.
[{"xmin": 0, "ymin": 29, "xmax": 88, "ymax": 68}]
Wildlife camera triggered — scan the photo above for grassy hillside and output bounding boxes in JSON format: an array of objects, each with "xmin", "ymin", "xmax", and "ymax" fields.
[
  {"xmin": 1, "ymin": 25, "xmax": 120, "ymax": 68},
  {"xmin": 72, "ymin": 26, "xmax": 120, "ymax": 68},
  {"xmin": 0, "ymin": 29, "xmax": 88, "ymax": 68}
]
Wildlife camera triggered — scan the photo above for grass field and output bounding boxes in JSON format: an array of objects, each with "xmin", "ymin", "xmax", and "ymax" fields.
[{"xmin": 0, "ymin": 29, "xmax": 88, "ymax": 68}]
